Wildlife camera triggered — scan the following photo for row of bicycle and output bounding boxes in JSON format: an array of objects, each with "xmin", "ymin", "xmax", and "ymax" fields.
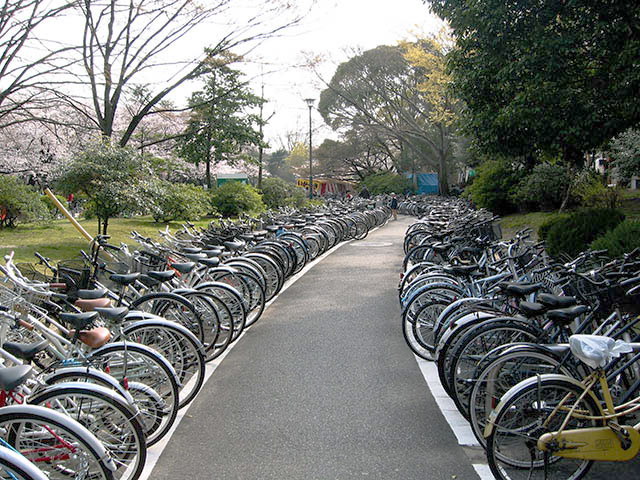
[
  {"xmin": 399, "ymin": 198, "xmax": 640, "ymax": 479},
  {"xmin": 0, "ymin": 204, "xmax": 390, "ymax": 479}
]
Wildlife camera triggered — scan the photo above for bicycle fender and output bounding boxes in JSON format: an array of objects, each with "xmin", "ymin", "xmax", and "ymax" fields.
[{"xmin": 0, "ymin": 405, "xmax": 117, "ymax": 472}]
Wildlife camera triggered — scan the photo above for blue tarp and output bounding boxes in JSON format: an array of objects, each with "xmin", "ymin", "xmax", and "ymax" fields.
[{"xmin": 406, "ymin": 173, "xmax": 439, "ymax": 194}]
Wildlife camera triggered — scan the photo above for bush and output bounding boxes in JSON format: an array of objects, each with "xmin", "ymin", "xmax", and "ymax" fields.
[
  {"xmin": 0, "ymin": 176, "xmax": 49, "ymax": 228},
  {"xmin": 515, "ymin": 163, "xmax": 570, "ymax": 211},
  {"xmin": 571, "ymin": 169, "xmax": 622, "ymax": 209},
  {"xmin": 210, "ymin": 181, "xmax": 265, "ymax": 217},
  {"xmin": 465, "ymin": 159, "xmax": 519, "ymax": 214},
  {"xmin": 591, "ymin": 220, "xmax": 640, "ymax": 258},
  {"xmin": 259, "ymin": 177, "xmax": 307, "ymax": 209},
  {"xmin": 538, "ymin": 213, "xmax": 570, "ymax": 242},
  {"xmin": 545, "ymin": 208, "xmax": 626, "ymax": 257},
  {"xmin": 361, "ymin": 172, "xmax": 414, "ymax": 195},
  {"xmin": 150, "ymin": 181, "xmax": 210, "ymax": 223}
]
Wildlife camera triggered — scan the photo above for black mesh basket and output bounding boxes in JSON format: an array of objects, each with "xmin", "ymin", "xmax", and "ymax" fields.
[
  {"xmin": 132, "ymin": 250, "xmax": 166, "ymax": 273},
  {"xmin": 56, "ymin": 258, "xmax": 92, "ymax": 290}
]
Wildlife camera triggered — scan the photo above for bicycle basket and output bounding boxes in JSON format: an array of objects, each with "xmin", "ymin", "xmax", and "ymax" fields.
[
  {"xmin": 132, "ymin": 250, "xmax": 166, "ymax": 273},
  {"xmin": 56, "ymin": 258, "xmax": 91, "ymax": 290},
  {"xmin": 14, "ymin": 263, "xmax": 54, "ymax": 283}
]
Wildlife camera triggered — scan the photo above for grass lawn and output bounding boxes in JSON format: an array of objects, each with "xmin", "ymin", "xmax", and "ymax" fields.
[
  {"xmin": 499, "ymin": 189, "xmax": 640, "ymax": 241},
  {"xmin": 0, "ymin": 216, "xmax": 213, "ymax": 266}
]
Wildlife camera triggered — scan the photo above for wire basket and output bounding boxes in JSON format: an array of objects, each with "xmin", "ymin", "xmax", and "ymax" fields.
[
  {"xmin": 14, "ymin": 263, "xmax": 54, "ymax": 283},
  {"xmin": 132, "ymin": 250, "xmax": 166, "ymax": 274}
]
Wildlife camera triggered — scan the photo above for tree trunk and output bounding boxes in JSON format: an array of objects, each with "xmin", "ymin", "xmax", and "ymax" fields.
[
  {"xmin": 438, "ymin": 153, "xmax": 450, "ymax": 196},
  {"xmin": 206, "ymin": 160, "xmax": 211, "ymax": 189},
  {"xmin": 102, "ymin": 217, "xmax": 109, "ymax": 236}
]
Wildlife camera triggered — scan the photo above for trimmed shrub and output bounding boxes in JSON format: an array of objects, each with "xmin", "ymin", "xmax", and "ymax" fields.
[
  {"xmin": 0, "ymin": 176, "xmax": 49, "ymax": 228},
  {"xmin": 210, "ymin": 181, "xmax": 265, "ymax": 217},
  {"xmin": 150, "ymin": 181, "xmax": 210, "ymax": 223},
  {"xmin": 538, "ymin": 213, "xmax": 570, "ymax": 242},
  {"xmin": 361, "ymin": 172, "xmax": 414, "ymax": 195},
  {"xmin": 465, "ymin": 159, "xmax": 519, "ymax": 214},
  {"xmin": 591, "ymin": 221, "xmax": 640, "ymax": 258},
  {"xmin": 545, "ymin": 208, "xmax": 626, "ymax": 257},
  {"xmin": 41, "ymin": 194, "xmax": 69, "ymax": 219},
  {"xmin": 259, "ymin": 177, "xmax": 307, "ymax": 209},
  {"xmin": 515, "ymin": 163, "xmax": 570, "ymax": 211}
]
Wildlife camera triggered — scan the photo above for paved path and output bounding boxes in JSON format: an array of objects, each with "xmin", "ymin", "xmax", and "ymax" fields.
[{"xmin": 150, "ymin": 216, "xmax": 480, "ymax": 479}]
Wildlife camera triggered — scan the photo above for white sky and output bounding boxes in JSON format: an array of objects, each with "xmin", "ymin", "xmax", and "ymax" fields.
[{"xmin": 234, "ymin": 0, "xmax": 444, "ymax": 149}]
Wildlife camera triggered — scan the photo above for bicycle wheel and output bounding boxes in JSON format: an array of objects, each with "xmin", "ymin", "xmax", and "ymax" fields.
[
  {"xmin": 122, "ymin": 320, "xmax": 206, "ymax": 409},
  {"xmin": 401, "ymin": 298, "xmax": 449, "ymax": 359},
  {"xmin": 447, "ymin": 320, "xmax": 540, "ymax": 419},
  {"xmin": 28, "ymin": 382, "xmax": 146, "ymax": 480},
  {"xmin": 196, "ymin": 282, "xmax": 246, "ymax": 342},
  {"xmin": 469, "ymin": 349, "xmax": 576, "ymax": 449},
  {"xmin": 87, "ymin": 342, "xmax": 179, "ymax": 446},
  {"xmin": 0, "ymin": 405, "xmax": 115, "ymax": 480},
  {"xmin": 0, "ymin": 445, "xmax": 48, "ymax": 480},
  {"xmin": 129, "ymin": 293, "xmax": 205, "ymax": 344},
  {"xmin": 486, "ymin": 376, "xmax": 600, "ymax": 480}
]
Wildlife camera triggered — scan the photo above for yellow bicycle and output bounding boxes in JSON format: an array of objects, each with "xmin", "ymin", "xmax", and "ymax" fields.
[{"xmin": 484, "ymin": 334, "xmax": 640, "ymax": 480}]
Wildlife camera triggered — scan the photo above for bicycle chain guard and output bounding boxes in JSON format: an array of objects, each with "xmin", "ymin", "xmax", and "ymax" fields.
[{"xmin": 537, "ymin": 425, "xmax": 640, "ymax": 461}]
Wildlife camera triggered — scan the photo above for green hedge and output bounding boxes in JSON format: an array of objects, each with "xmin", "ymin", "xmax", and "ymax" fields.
[
  {"xmin": 259, "ymin": 177, "xmax": 307, "ymax": 209},
  {"xmin": 544, "ymin": 208, "xmax": 625, "ymax": 257},
  {"xmin": 591, "ymin": 220, "xmax": 640, "ymax": 258},
  {"xmin": 210, "ymin": 181, "xmax": 265, "ymax": 217},
  {"xmin": 465, "ymin": 159, "xmax": 519, "ymax": 214},
  {"xmin": 361, "ymin": 172, "xmax": 414, "ymax": 195}
]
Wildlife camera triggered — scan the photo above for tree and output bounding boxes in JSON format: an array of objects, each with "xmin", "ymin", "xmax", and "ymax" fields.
[
  {"xmin": 284, "ymin": 142, "xmax": 309, "ymax": 177},
  {"xmin": 65, "ymin": 0, "xmax": 306, "ymax": 146},
  {"xmin": 264, "ymin": 148, "xmax": 293, "ymax": 181},
  {"xmin": 318, "ymin": 40, "xmax": 463, "ymax": 194},
  {"xmin": 315, "ymin": 136, "xmax": 395, "ymax": 180},
  {"xmin": 608, "ymin": 128, "xmax": 640, "ymax": 182},
  {"xmin": 178, "ymin": 64, "xmax": 263, "ymax": 188},
  {"xmin": 428, "ymin": 0, "xmax": 640, "ymax": 164},
  {"xmin": 0, "ymin": 0, "xmax": 75, "ymax": 129},
  {"xmin": 57, "ymin": 142, "xmax": 152, "ymax": 234}
]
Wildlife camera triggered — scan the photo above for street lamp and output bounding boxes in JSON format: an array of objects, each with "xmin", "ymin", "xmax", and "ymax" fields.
[{"xmin": 304, "ymin": 98, "xmax": 314, "ymax": 199}]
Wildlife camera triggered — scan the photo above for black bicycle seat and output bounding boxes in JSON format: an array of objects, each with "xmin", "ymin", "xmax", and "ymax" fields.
[
  {"xmin": 3, "ymin": 341, "xmax": 49, "ymax": 362},
  {"xmin": 60, "ymin": 311, "xmax": 99, "ymax": 330},
  {"xmin": 109, "ymin": 272, "xmax": 141, "ymax": 286},
  {"xmin": 76, "ymin": 288, "xmax": 109, "ymax": 300},
  {"xmin": 147, "ymin": 270, "xmax": 175, "ymax": 282},
  {"xmin": 537, "ymin": 293, "xmax": 576, "ymax": 308},
  {"xmin": 0, "ymin": 365, "xmax": 33, "ymax": 391},
  {"xmin": 547, "ymin": 305, "xmax": 588, "ymax": 326},
  {"xmin": 95, "ymin": 306, "xmax": 129, "ymax": 322}
]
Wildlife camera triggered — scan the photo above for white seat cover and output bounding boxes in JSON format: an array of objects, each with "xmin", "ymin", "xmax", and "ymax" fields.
[{"xmin": 569, "ymin": 334, "xmax": 633, "ymax": 368}]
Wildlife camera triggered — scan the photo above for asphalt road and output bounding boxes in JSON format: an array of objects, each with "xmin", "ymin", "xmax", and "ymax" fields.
[{"xmin": 150, "ymin": 216, "xmax": 480, "ymax": 480}]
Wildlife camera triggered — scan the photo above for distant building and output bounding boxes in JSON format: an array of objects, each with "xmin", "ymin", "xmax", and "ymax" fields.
[{"xmin": 215, "ymin": 173, "xmax": 249, "ymax": 187}]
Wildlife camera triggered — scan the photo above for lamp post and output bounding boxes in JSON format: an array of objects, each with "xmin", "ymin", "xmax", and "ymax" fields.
[{"xmin": 304, "ymin": 98, "xmax": 314, "ymax": 199}]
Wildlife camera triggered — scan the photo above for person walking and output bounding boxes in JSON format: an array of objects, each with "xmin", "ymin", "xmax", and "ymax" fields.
[{"xmin": 390, "ymin": 193, "xmax": 398, "ymax": 220}]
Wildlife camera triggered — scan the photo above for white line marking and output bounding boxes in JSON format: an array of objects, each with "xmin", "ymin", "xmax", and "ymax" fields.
[
  {"xmin": 472, "ymin": 463, "xmax": 494, "ymax": 480},
  {"xmin": 414, "ymin": 357, "xmax": 480, "ymax": 447},
  {"xmin": 139, "ymin": 228, "xmax": 366, "ymax": 479}
]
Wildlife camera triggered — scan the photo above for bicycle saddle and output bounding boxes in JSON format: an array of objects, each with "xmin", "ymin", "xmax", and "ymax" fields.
[
  {"xmin": 170, "ymin": 262, "xmax": 196, "ymax": 274},
  {"xmin": 266, "ymin": 225, "xmax": 280, "ymax": 232},
  {"xmin": 224, "ymin": 241, "xmax": 245, "ymax": 252},
  {"xmin": 239, "ymin": 234, "xmax": 255, "ymax": 241},
  {"xmin": 3, "ymin": 341, "xmax": 49, "ymax": 363},
  {"xmin": 443, "ymin": 264, "xmax": 481, "ymax": 276},
  {"xmin": 201, "ymin": 249, "xmax": 222, "ymax": 257},
  {"xmin": 546, "ymin": 305, "xmax": 588, "ymax": 326},
  {"xmin": 498, "ymin": 283, "xmax": 543, "ymax": 297},
  {"xmin": 537, "ymin": 293, "xmax": 576, "ymax": 308},
  {"xmin": 0, "ymin": 365, "xmax": 33, "ymax": 391},
  {"xmin": 199, "ymin": 257, "xmax": 220, "ymax": 268},
  {"xmin": 109, "ymin": 272, "xmax": 141, "ymax": 286},
  {"xmin": 182, "ymin": 247, "xmax": 202, "ymax": 254},
  {"xmin": 60, "ymin": 311, "xmax": 99, "ymax": 330},
  {"xmin": 184, "ymin": 253, "xmax": 207, "ymax": 262},
  {"xmin": 518, "ymin": 301, "xmax": 546, "ymax": 318},
  {"xmin": 95, "ymin": 306, "xmax": 129, "ymax": 322},
  {"xmin": 75, "ymin": 297, "xmax": 112, "ymax": 312},
  {"xmin": 147, "ymin": 270, "xmax": 175, "ymax": 282},
  {"xmin": 76, "ymin": 288, "xmax": 109, "ymax": 300}
]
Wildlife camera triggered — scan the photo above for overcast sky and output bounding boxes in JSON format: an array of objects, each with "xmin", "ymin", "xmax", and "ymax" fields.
[{"xmin": 240, "ymin": 0, "xmax": 444, "ymax": 149}]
